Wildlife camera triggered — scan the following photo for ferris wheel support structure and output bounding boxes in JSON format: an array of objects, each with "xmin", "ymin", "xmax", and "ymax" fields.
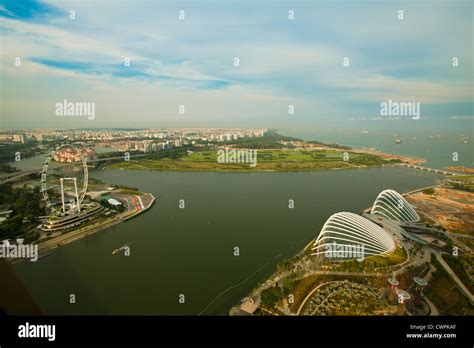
[{"xmin": 41, "ymin": 144, "xmax": 89, "ymax": 213}]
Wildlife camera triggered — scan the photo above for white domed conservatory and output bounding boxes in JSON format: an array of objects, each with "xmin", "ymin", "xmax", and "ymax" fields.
[
  {"xmin": 370, "ymin": 189, "xmax": 420, "ymax": 222},
  {"xmin": 311, "ymin": 212, "xmax": 396, "ymax": 259}
]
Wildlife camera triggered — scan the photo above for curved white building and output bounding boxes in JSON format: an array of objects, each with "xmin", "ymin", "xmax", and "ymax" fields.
[
  {"xmin": 371, "ymin": 189, "xmax": 420, "ymax": 222},
  {"xmin": 311, "ymin": 212, "xmax": 396, "ymax": 259}
]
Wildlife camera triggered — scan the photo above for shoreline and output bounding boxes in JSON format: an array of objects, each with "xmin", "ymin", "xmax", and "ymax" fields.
[
  {"xmin": 103, "ymin": 145, "xmax": 426, "ymax": 173},
  {"xmin": 31, "ymin": 193, "xmax": 156, "ymax": 257},
  {"xmin": 105, "ymin": 165, "xmax": 388, "ymax": 173},
  {"xmin": 105, "ymin": 162, "xmax": 405, "ymax": 174},
  {"xmin": 230, "ymin": 183, "xmax": 441, "ymax": 314}
]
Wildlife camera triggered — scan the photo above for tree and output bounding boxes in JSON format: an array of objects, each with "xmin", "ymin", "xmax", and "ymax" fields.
[
  {"xmin": 281, "ymin": 277, "xmax": 294, "ymax": 293},
  {"xmin": 261, "ymin": 288, "xmax": 281, "ymax": 307}
]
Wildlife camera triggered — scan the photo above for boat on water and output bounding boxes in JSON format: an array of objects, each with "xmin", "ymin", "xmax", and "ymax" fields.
[
  {"xmin": 112, "ymin": 244, "xmax": 130, "ymax": 255},
  {"xmin": 396, "ymin": 139, "xmax": 402, "ymax": 144}
]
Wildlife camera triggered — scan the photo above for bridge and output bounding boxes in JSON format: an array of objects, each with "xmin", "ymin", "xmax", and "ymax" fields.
[
  {"xmin": 87, "ymin": 153, "xmax": 147, "ymax": 163},
  {"xmin": 397, "ymin": 163, "xmax": 456, "ymax": 176},
  {"xmin": 0, "ymin": 153, "xmax": 149, "ymax": 184},
  {"xmin": 0, "ymin": 170, "xmax": 40, "ymax": 184}
]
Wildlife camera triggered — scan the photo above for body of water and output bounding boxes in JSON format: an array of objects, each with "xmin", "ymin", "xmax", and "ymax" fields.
[
  {"xmin": 14, "ymin": 167, "xmax": 439, "ymax": 315},
  {"xmin": 280, "ymin": 122, "xmax": 473, "ymax": 169}
]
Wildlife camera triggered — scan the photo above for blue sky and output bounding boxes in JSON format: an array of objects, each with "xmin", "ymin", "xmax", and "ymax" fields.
[{"xmin": 0, "ymin": 0, "xmax": 472, "ymax": 129}]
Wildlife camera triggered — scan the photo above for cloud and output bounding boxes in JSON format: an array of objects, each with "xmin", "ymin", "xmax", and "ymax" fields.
[
  {"xmin": 0, "ymin": 0, "xmax": 64, "ymax": 20},
  {"xmin": 0, "ymin": 0, "xmax": 472, "ymax": 128},
  {"xmin": 27, "ymin": 57, "xmax": 233, "ymax": 89},
  {"xmin": 0, "ymin": 4, "xmax": 14, "ymax": 17}
]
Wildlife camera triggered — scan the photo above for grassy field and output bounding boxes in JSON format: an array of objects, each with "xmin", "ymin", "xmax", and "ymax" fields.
[{"xmin": 107, "ymin": 149, "xmax": 393, "ymax": 172}]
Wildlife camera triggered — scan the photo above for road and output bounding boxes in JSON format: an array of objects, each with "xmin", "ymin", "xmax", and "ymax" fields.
[
  {"xmin": 38, "ymin": 216, "xmax": 122, "ymax": 251},
  {"xmin": 435, "ymin": 252, "xmax": 474, "ymax": 303}
]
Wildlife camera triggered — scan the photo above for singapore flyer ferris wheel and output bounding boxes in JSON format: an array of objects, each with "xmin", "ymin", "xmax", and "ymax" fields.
[{"xmin": 40, "ymin": 144, "xmax": 89, "ymax": 214}]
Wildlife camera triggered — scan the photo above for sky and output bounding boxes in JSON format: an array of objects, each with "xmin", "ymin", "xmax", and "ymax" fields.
[{"xmin": 0, "ymin": 0, "xmax": 472, "ymax": 130}]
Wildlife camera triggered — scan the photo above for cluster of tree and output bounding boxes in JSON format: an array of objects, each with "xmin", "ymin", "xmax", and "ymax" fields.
[
  {"xmin": 423, "ymin": 188, "xmax": 435, "ymax": 195},
  {"xmin": 260, "ymin": 286, "xmax": 284, "ymax": 307},
  {"xmin": 0, "ymin": 183, "xmax": 45, "ymax": 240},
  {"xmin": 151, "ymin": 145, "xmax": 193, "ymax": 160},
  {"xmin": 276, "ymin": 258, "xmax": 293, "ymax": 272},
  {"xmin": 0, "ymin": 143, "xmax": 42, "ymax": 164},
  {"xmin": 351, "ymin": 154, "xmax": 400, "ymax": 166},
  {"xmin": 449, "ymin": 183, "xmax": 474, "ymax": 192},
  {"xmin": 280, "ymin": 277, "xmax": 295, "ymax": 294},
  {"xmin": 339, "ymin": 260, "xmax": 366, "ymax": 272},
  {"xmin": 112, "ymin": 184, "xmax": 139, "ymax": 191},
  {"xmin": 306, "ymin": 140, "xmax": 352, "ymax": 150},
  {"xmin": 97, "ymin": 146, "xmax": 194, "ymax": 167},
  {"xmin": 97, "ymin": 150, "xmax": 142, "ymax": 160},
  {"xmin": 0, "ymin": 163, "xmax": 18, "ymax": 173},
  {"xmin": 443, "ymin": 254, "xmax": 474, "ymax": 293},
  {"xmin": 95, "ymin": 150, "xmax": 142, "ymax": 167}
]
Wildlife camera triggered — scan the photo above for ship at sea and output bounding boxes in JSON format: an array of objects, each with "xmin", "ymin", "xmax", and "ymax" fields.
[{"xmin": 112, "ymin": 244, "xmax": 131, "ymax": 255}]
